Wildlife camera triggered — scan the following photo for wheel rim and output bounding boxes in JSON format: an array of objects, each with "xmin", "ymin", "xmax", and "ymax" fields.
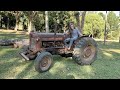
[
  {"xmin": 82, "ymin": 45, "xmax": 96, "ymax": 60},
  {"xmin": 84, "ymin": 46, "xmax": 92, "ymax": 57},
  {"xmin": 40, "ymin": 56, "xmax": 52, "ymax": 71}
]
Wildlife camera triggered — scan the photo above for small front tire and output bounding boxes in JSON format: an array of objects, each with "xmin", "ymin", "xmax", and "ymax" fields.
[{"xmin": 34, "ymin": 51, "xmax": 53, "ymax": 73}]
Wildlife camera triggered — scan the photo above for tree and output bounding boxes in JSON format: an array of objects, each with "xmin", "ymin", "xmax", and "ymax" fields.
[
  {"xmin": 104, "ymin": 11, "xmax": 107, "ymax": 45},
  {"xmin": 0, "ymin": 11, "xmax": 4, "ymax": 28},
  {"xmin": 81, "ymin": 11, "xmax": 87, "ymax": 33},
  {"xmin": 33, "ymin": 12, "xmax": 45, "ymax": 32},
  {"xmin": 83, "ymin": 13, "xmax": 105, "ymax": 38},
  {"xmin": 23, "ymin": 11, "xmax": 38, "ymax": 33},
  {"xmin": 107, "ymin": 11, "xmax": 119, "ymax": 39},
  {"xmin": 12, "ymin": 11, "xmax": 23, "ymax": 31},
  {"xmin": 74, "ymin": 11, "xmax": 81, "ymax": 32},
  {"xmin": 119, "ymin": 11, "xmax": 120, "ymax": 43},
  {"xmin": 74, "ymin": 11, "xmax": 87, "ymax": 34},
  {"xmin": 4, "ymin": 11, "xmax": 10, "ymax": 30},
  {"xmin": 45, "ymin": 11, "xmax": 49, "ymax": 33},
  {"xmin": 107, "ymin": 11, "xmax": 119, "ymax": 31},
  {"xmin": 49, "ymin": 11, "xmax": 72, "ymax": 33},
  {"xmin": 98, "ymin": 12, "xmax": 105, "ymax": 20}
]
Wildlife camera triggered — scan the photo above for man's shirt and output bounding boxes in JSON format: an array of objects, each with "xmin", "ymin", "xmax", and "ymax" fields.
[{"xmin": 65, "ymin": 28, "xmax": 81, "ymax": 38}]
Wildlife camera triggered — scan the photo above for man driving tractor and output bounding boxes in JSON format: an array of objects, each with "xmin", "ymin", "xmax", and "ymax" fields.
[
  {"xmin": 64, "ymin": 22, "xmax": 83, "ymax": 50},
  {"xmin": 19, "ymin": 21, "xmax": 97, "ymax": 73}
]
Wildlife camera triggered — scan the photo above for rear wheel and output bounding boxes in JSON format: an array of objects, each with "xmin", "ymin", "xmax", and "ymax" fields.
[
  {"xmin": 72, "ymin": 37, "xmax": 97, "ymax": 65},
  {"xmin": 34, "ymin": 51, "xmax": 53, "ymax": 73}
]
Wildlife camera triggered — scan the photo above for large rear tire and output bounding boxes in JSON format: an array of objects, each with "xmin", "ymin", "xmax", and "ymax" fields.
[
  {"xmin": 35, "ymin": 51, "xmax": 53, "ymax": 73},
  {"xmin": 72, "ymin": 37, "xmax": 97, "ymax": 65}
]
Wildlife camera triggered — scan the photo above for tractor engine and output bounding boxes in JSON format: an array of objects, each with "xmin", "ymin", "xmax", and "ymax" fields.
[
  {"xmin": 42, "ymin": 41, "xmax": 64, "ymax": 48},
  {"xmin": 29, "ymin": 31, "xmax": 66, "ymax": 55}
]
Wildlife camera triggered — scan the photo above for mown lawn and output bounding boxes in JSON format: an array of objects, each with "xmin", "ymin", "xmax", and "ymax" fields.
[{"xmin": 0, "ymin": 31, "xmax": 120, "ymax": 79}]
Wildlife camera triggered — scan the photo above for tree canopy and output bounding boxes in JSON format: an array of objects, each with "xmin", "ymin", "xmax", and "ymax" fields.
[{"xmin": 0, "ymin": 11, "xmax": 119, "ymax": 40}]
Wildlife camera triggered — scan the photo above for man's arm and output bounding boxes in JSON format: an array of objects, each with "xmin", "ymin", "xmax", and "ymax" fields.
[
  {"xmin": 77, "ymin": 29, "xmax": 83, "ymax": 37},
  {"xmin": 64, "ymin": 30, "xmax": 70, "ymax": 35}
]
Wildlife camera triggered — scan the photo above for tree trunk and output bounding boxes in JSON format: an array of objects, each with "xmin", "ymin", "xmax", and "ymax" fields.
[
  {"xmin": 45, "ymin": 11, "xmax": 49, "ymax": 33},
  {"xmin": 15, "ymin": 23, "xmax": 19, "ymax": 31},
  {"xmin": 119, "ymin": 11, "xmax": 120, "ymax": 43},
  {"xmin": 104, "ymin": 11, "xmax": 107, "ymax": 45},
  {"xmin": 15, "ymin": 19, "xmax": 19, "ymax": 31},
  {"xmin": 26, "ymin": 21, "xmax": 28, "ymax": 31},
  {"xmin": 74, "ymin": 12, "xmax": 81, "ymax": 33},
  {"xmin": 0, "ymin": 15, "xmax": 2, "ymax": 28},
  {"xmin": 111, "ymin": 31, "xmax": 112, "ymax": 39},
  {"xmin": 92, "ymin": 23, "xmax": 94, "ymax": 38},
  {"xmin": 0, "ymin": 39, "xmax": 15, "ymax": 46},
  {"xmin": 104, "ymin": 22, "xmax": 107, "ymax": 45},
  {"xmin": 7, "ymin": 18, "xmax": 9, "ymax": 30},
  {"xmin": 28, "ymin": 20, "xmax": 32, "ymax": 33},
  {"xmin": 0, "ymin": 20, "xmax": 2, "ymax": 28},
  {"xmin": 32, "ymin": 24, "xmax": 36, "ymax": 31},
  {"xmin": 27, "ymin": 20, "xmax": 29, "ymax": 32},
  {"xmin": 75, "ymin": 11, "xmax": 86, "ymax": 35},
  {"xmin": 15, "ymin": 16, "xmax": 18, "ymax": 31},
  {"xmin": 119, "ymin": 31, "xmax": 120, "ymax": 43},
  {"xmin": 81, "ymin": 11, "xmax": 86, "ymax": 33},
  {"xmin": 23, "ymin": 21, "xmax": 25, "ymax": 31},
  {"xmin": 119, "ymin": 37, "xmax": 120, "ymax": 43}
]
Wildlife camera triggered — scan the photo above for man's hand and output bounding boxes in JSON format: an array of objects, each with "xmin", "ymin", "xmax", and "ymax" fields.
[
  {"xmin": 78, "ymin": 33, "xmax": 83, "ymax": 37},
  {"xmin": 80, "ymin": 33, "xmax": 83, "ymax": 36}
]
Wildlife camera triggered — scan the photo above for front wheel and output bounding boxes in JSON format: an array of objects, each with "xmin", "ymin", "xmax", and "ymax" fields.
[
  {"xmin": 72, "ymin": 37, "xmax": 97, "ymax": 65},
  {"xmin": 34, "ymin": 51, "xmax": 53, "ymax": 73}
]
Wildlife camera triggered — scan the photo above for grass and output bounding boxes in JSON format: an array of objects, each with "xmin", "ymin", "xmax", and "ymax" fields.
[
  {"xmin": 0, "ymin": 30, "xmax": 120, "ymax": 79},
  {"xmin": 0, "ymin": 29, "xmax": 29, "ymax": 39}
]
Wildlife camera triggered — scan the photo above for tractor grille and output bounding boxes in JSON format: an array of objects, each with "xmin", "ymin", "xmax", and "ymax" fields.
[{"xmin": 30, "ymin": 38, "xmax": 36, "ymax": 51}]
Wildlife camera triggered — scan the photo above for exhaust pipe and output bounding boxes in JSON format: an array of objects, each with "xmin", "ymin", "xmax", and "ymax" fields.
[{"xmin": 20, "ymin": 52, "xmax": 29, "ymax": 61}]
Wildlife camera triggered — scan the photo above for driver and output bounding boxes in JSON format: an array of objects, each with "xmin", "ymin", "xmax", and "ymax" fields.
[{"xmin": 64, "ymin": 22, "xmax": 82, "ymax": 50}]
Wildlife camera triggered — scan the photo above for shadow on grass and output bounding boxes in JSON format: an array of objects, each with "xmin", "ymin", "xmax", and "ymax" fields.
[
  {"xmin": 0, "ymin": 47, "xmax": 24, "ymax": 78},
  {"xmin": 30, "ymin": 58, "xmax": 76, "ymax": 79},
  {"xmin": 15, "ymin": 61, "xmax": 34, "ymax": 79},
  {"xmin": 97, "ymin": 41, "xmax": 120, "ymax": 49},
  {"xmin": 97, "ymin": 40, "xmax": 120, "ymax": 60},
  {"xmin": 0, "ymin": 34, "xmax": 28, "ymax": 39},
  {"xmin": 22, "ymin": 41, "xmax": 120, "ymax": 79},
  {"xmin": 0, "ymin": 40, "xmax": 120, "ymax": 79}
]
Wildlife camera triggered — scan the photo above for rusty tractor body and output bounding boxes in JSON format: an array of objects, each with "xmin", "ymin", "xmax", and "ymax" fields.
[{"xmin": 20, "ymin": 31, "xmax": 97, "ymax": 73}]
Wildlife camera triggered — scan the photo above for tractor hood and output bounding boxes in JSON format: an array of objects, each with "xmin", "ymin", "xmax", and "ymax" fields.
[{"xmin": 30, "ymin": 31, "xmax": 65, "ymax": 38}]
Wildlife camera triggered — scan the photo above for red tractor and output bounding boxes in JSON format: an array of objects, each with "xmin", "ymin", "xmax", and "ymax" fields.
[{"xmin": 20, "ymin": 31, "xmax": 97, "ymax": 73}]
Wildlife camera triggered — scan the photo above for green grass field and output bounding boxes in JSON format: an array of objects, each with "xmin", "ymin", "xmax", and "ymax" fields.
[{"xmin": 0, "ymin": 31, "xmax": 120, "ymax": 79}]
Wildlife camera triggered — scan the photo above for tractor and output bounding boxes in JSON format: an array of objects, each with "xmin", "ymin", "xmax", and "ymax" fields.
[{"xmin": 19, "ymin": 30, "xmax": 97, "ymax": 73}]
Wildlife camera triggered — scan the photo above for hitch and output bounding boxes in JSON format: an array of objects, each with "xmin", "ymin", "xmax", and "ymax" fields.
[{"xmin": 19, "ymin": 52, "xmax": 29, "ymax": 61}]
